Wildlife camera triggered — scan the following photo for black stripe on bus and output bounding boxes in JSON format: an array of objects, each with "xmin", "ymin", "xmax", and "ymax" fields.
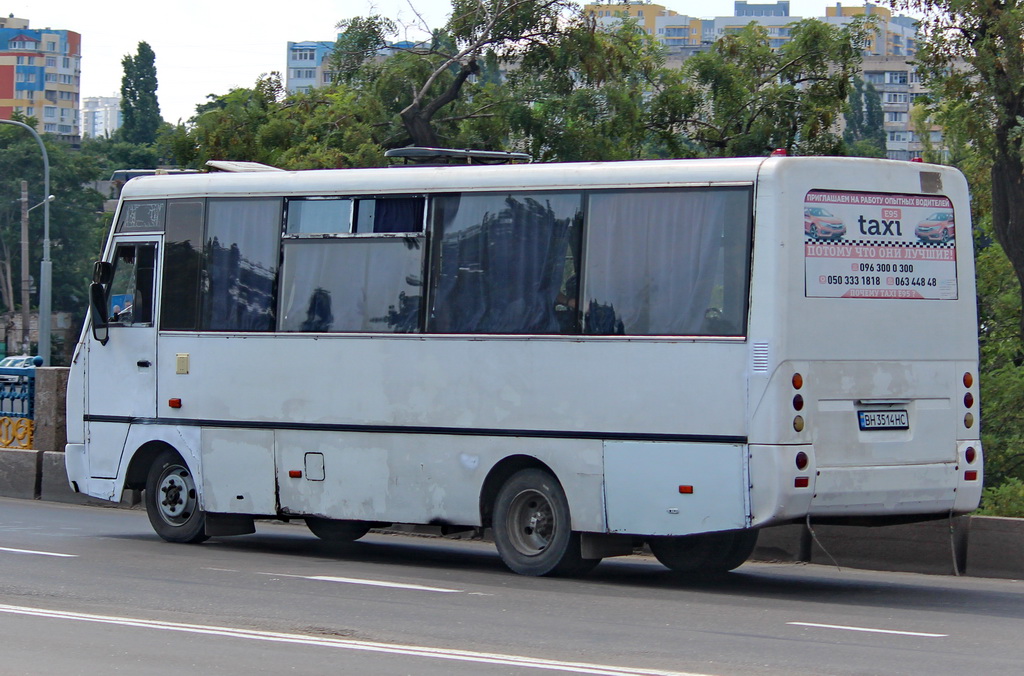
[{"xmin": 83, "ymin": 415, "xmax": 747, "ymax": 445}]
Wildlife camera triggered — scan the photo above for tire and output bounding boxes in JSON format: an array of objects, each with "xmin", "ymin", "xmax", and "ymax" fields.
[
  {"xmin": 145, "ymin": 449, "xmax": 208, "ymax": 544},
  {"xmin": 492, "ymin": 468, "xmax": 600, "ymax": 577},
  {"xmin": 306, "ymin": 517, "xmax": 371, "ymax": 543},
  {"xmin": 649, "ymin": 529, "xmax": 758, "ymax": 575}
]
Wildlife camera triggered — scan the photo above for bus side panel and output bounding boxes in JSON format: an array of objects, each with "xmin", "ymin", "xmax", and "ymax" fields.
[
  {"xmin": 275, "ymin": 431, "xmax": 607, "ymax": 531},
  {"xmin": 201, "ymin": 428, "xmax": 276, "ymax": 515},
  {"xmin": 603, "ymin": 441, "xmax": 748, "ymax": 535}
]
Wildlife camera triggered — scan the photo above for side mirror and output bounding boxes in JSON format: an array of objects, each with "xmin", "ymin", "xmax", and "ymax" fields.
[
  {"xmin": 92, "ymin": 261, "xmax": 113, "ymax": 285},
  {"xmin": 89, "ymin": 282, "xmax": 109, "ymax": 345}
]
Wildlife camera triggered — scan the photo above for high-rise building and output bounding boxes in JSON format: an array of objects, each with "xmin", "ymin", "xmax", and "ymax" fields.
[
  {"xmin": 0, "ymin": 13, "xmax": 81, "ymax": 143},
  {"xmin": 82, "ymin": 95, "xmax": 121, "ymax": 138}
]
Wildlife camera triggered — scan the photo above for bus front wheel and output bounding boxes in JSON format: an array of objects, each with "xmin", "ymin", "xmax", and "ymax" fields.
[
  {"xmin": 492, "ymin": 468, "xmax": 599, "ymax": 576},
  {"xmin": 648, "ymin": 529, "xmax": 758, "ymax": 575},
  {"xmin": 145, "ymin": 449, "xmax": 208, "ymax": 544},
  {"xmin": 305, "ymin": 517, "xmax": 371, "ymax": 542}
]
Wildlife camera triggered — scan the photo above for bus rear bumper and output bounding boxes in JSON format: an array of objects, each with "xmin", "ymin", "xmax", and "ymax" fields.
[
  {"xmin": 748, "ymin": 442, "xmax": 983, "ymax": 527},
  {"xmin": 810, "ymin": 448, "xmax": 982, "ymax": 517}
]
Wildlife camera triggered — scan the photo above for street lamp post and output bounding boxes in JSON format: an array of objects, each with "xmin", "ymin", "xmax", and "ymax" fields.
[{"xmin": 1, "ymin": 119, "xmax": 51, "ymax": 365}]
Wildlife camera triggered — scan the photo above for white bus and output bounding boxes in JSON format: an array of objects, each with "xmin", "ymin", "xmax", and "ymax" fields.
[{"xmin": 65, "ymin": 155, "xmax": 983, "ymax": 576}]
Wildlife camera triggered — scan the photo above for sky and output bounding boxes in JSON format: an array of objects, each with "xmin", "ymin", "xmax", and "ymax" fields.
[{"xmin": 4, "ymin": 1, "xmax": 909, "ymax": 125}]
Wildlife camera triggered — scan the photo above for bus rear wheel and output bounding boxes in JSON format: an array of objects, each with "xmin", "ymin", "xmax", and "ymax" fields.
[
  {"xmin": 648, "ymin": 529, "xmax": 758, "ymax": 575},
  {"xmin": 145, "ymin": 449, "xmax": 208, "ymax": 544},
  {"xmin": 305, "ymin": 517, "xmax": 371, "ymax": 542},
  {"xmin": 492, "ymin": 468, "xmax": 600, "ymax": 576}
]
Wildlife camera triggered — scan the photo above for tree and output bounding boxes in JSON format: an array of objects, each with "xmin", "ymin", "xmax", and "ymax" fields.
[
  {"xmin": 333, "ymin": 1, "xmax": 573, "ymax": 147},
  {"xmin": 120, "ymin": 41, "xmax": 162, "ymax": 145},
  {"xmin": 648, "ymin": 19, "xmax": 872, "ymax": 157},
  {"xmin": 844, "ymin": 76, "xmax": 886, "ymax": 157},
  {"xmin": 894, "ymin": 1, "xmax": 1024, "ymax": 333},
  {"xmin": 0, "ymin": 114, "xmax": 107, "ymax": 362}
]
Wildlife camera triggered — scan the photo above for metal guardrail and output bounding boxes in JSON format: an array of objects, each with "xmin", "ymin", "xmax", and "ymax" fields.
[{"xmin": 0, "ymin": 366, "xmax": 36, "ymax": 448}]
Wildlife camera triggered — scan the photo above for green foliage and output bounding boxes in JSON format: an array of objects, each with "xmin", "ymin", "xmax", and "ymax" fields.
[
  {"xmin": 844, "ymin": 76, "xmax": 886, "ymax": 156},
  {"xmin": 510, "ymin": 16, "xmax": 667, "ymax": 160},
  {"xmin": 648, "ymin": 19, "xmax": 871, "ymax": 157},
  {"xmin": 895, "ymin": 1, "xmax": 1024, "ymax": 337},
  {"xmin": 331, "ymin": 15, "xmax": 397, "ymax": 82},
  {"xmin": 0, "ymin": 120, "xmax": 106, "ymax": 323},
  {"xmin": 79, "ymin": 136, "xmax": 162, "ymax": 174},
  {"xmin": 977, "ymin": 478, "xmax": 1024, "ymax": 517},
  {"xmin": 120, "ymin": 42, "xmax": 162, "ymax": 144}
]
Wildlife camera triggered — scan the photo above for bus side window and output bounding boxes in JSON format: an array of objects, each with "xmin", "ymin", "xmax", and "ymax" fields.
[
  {"xmin": 354, "ymin": 197, "xmax": 425, "ymax": 233},
  {"xmin": 107, "ymin": 243, "xmax": 156, "ymax": 326}
]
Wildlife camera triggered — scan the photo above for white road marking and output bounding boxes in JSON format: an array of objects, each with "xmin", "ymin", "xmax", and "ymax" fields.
[
  {"xmin": 0, "ymin": 604, "xmax": 710, "ymax": 676},
  {"xmin": 788, "ymin": 622, "xmax": 947, "ymax": 638},
  {"xmin": 0, "ymin": 546, "xmax": 77, "ymax": 558},
  {"xmin": 263, "ymin": 572, "xmax": 463, "ymax": 593}
]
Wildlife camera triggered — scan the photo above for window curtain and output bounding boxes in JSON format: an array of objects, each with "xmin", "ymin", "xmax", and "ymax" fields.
[{"xmin": 584, "ymin": 190, "xmax": 732, "ymax": 336}]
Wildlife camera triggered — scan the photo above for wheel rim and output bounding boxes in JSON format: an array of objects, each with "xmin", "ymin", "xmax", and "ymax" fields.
[
  {"xmin": 155, "ymin": 464, "xmax": 198, "ymax": 527},
  {"xmin": 505, "ymin": 488, "xmax": 555, "ymax": 556}
]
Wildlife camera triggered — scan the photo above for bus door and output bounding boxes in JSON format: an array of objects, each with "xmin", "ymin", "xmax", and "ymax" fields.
[{"xmin": 86, "ymin": 240, "xmax": 158, "ymax": 478}]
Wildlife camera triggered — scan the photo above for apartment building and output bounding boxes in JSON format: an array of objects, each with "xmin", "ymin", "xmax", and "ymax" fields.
[
  {"xmin": 585, "ymin": 2, "xmax": 703, "ymax": 51},
  {"xmin": 82, "ymin": 95, "xmax": 121, "ymax": 138},
  {"xmin": 0, "ymin": 13, "xmax": 81, "ymax": 142},
  {"xmin": 285, "ymin": 40, "xmax": 337, "ymax": 94}
]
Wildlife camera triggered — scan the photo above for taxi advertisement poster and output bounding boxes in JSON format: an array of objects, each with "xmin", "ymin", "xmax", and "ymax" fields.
[{"xmin": 803, "ymin": 190, "xmax": 958, "ymax": 300}]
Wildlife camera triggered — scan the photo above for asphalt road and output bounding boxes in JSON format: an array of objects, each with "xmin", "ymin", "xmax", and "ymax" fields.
[{"xmin": 1, "ymin": 497, "xmax": 1021, "ymax": 676}]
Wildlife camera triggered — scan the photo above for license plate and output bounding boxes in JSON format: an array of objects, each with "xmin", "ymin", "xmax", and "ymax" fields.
[{"xmin": 858, "ymin": 410, "xmax": 909, "ymax": 430}]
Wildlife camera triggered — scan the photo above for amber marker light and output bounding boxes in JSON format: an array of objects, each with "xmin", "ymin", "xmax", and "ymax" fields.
[
  {"xmin": 288, "ymin": 470, "xmax": 302, "ymax": 479},
  {"xmin": 963, "ymin": 372, "xmax": 974, "ymax": 388},
  {"xmin": 168, "ymin": 398, "xmax": 182, "ymax": 409},
  {"xmin": 792, "ymin": 373, "xmax": 803, "ymax": 390}
]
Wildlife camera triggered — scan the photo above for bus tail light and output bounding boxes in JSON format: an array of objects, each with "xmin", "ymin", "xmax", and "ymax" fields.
[
  {"xmin": 795, "ymin": 477, "xmax": 810, "ymax": 488},
  {"xmin": 965, "ymin": 446, "xmax": 977, "ymax": 464},
  {"xmin": 964, "ymin": 470, "xmax": 978, "ymax": 481},
  {"xmin": 678, "ymin": 485, "xmax": 694, "ymax": 494},
  {"xmin": 795, "ymin": 451, "xmax": 809, "ymax": 470}
]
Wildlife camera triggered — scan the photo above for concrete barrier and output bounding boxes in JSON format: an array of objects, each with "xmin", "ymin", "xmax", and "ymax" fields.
[
  {"xmin": 965, "ymin": 516, "xmax": 1024, "ymax": 579},
  {"xmin": 0, "ymin": 449, "xmax": 40, "ymax": 500},
  {"xmin": 33, "ymin": 368, "xmax": 69, "ymax": 453},
  {"xmin": 752, "ymin": 516, "xmax": 1021, "ymax": 579}
]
